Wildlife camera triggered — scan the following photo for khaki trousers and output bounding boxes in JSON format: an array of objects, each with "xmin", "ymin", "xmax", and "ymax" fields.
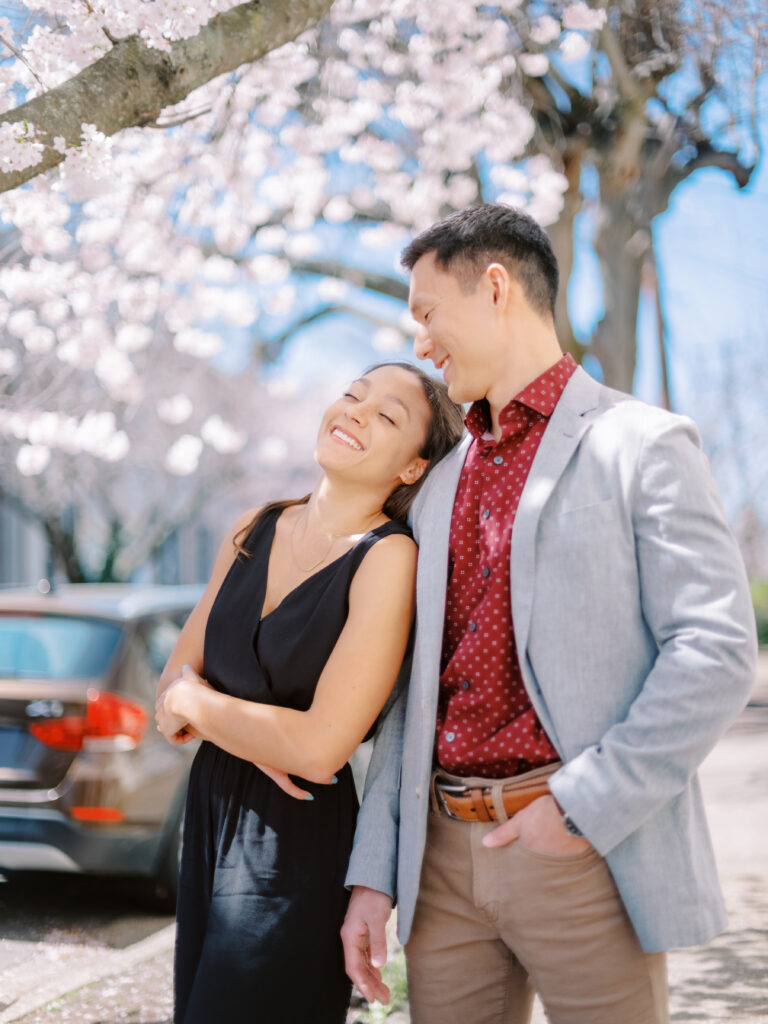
[{"xmin": 405, "ymin": 809, "xmax": 668, "ymax": 1024}]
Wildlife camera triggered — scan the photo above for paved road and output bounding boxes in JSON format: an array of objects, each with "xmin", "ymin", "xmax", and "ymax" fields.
[
  {"xmin": 0, "ymin": 873, "xmax": 173, "ymax": 1021},
  {"xmin": 2, "ymin": 657, "xmax": 767, "ymax": 1023}
]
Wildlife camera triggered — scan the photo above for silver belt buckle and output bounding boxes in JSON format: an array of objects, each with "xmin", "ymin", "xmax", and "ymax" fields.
[{"xmin": 435, "ymin": 778, "xmax": 469, "ymax": 820}]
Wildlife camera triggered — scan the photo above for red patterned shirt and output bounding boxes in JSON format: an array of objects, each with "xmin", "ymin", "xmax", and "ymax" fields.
[{"xmin": 436, "ymin": 353, "xmax": 577, "ymax": 778}]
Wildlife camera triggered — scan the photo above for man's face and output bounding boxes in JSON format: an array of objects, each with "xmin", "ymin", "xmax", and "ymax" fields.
[{"xmin": 408, "ymin": 251, "xmax": 499, "ymax": 405}]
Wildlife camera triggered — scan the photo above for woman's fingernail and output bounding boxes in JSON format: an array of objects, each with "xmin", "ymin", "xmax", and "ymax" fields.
[
  {"xmin": 304, "ymin": 794, "xmax": 315, "ymax": 801},
  {"xmin": 182, "ymin": 664, "xmax": 191, "ymax": 670},
  {"xmin": 331, "ymin": 775, "xmax": 338, "ymax": 784}
]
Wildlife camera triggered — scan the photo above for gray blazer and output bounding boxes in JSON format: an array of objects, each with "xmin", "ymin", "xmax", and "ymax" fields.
[{"xmin": 346, "ymin": 367, "xmax": 757, "ymax": 953}]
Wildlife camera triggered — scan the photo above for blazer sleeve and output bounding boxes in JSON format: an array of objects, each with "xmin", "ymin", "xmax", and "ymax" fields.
[
  {"xmin": 344, "ymin": 659, "xmax": 408, "ymax": 901},
  {"xmin": 549, "ymin": 414, "xmax": 757, "ymax": 854}
]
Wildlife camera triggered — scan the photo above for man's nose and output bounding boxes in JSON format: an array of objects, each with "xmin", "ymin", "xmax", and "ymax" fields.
[{"xmin": 413, "ymin": 325, "xmax": 433, "ymax": 361}]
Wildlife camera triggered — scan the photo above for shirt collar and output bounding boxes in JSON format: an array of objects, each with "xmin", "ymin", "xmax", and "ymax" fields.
[{"xmin": 465, "ymin": 353, "xmax": 578, "ymax": 442}]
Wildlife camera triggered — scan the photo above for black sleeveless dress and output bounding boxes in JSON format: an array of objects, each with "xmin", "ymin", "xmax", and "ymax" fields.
[{"xmin": 174, "ymin": 506, "xmax": 412, "ymax": 1024}]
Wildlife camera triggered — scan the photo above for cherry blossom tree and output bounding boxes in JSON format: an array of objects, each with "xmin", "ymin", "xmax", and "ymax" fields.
[
  {"xmin": 0, "ymin": 1, "xmax": 763, "ymax": 578},
  {"xmin": 1, "ymin": 0, "xmax": 587, "ymax": 580},
  {"xmin": 522, "ymin": 0, "xmax": 766, "ymax": 396}
]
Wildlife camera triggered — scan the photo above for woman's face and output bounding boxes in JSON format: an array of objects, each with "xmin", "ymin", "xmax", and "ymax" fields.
[{"xmin": 315, "ymin": 365, "xmax": 431, "ymax": 492}]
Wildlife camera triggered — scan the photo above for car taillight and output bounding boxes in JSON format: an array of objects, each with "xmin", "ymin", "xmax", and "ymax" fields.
[{"xmin": 29, "ymin": 690, "xmax": 148, "ymax": 752}]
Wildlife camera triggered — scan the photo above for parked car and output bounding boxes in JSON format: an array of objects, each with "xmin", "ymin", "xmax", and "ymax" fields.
[{"xmin": 0, "ymin": 583, "xmax": 203, "ymax": 908}]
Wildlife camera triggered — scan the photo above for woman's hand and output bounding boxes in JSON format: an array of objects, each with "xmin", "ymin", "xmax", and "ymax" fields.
[
  {"xmin": 155, "ymin": 688, "xmax": 190, "ymax": 743},
  {"xmin": 254, "ymin": 763, "xmax": 313, "ymax": 801},
  {"xmin": 155, "ymin": 665, "xmax": 209, "ymax": 743}
]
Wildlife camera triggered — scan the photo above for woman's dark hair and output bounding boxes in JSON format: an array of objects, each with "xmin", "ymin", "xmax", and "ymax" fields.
[{"xmin": 233, "ymin": 361, "xmax": 464, "ymax": 556}]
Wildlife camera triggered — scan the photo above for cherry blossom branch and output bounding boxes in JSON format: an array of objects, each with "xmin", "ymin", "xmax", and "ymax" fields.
[
  {"xmin": 673, "ymin": 143, "xmax": 754, "ymax": 190},
  {"xmin": 0, "ymin": 0, "xmax": 334, "ymax": 194},
  {"xmin": 0, "ymin": 32, "xmax": 47, "ymax": 92},
  {"xmin": 285, "ymin": 258, "xmax": 408, "ymax": 301},
  {"xmin": 257, "ymin": 303, "xmax": 404, "ymax": 362},
  {"xmin": 598, "ymin": 19, "xmax": 646, "ymax": 106}
]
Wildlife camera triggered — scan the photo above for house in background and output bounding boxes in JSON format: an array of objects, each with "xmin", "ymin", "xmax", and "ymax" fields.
[{"xmin": 0, "ymin": 498, "xmax": 48, "ymax": 587}]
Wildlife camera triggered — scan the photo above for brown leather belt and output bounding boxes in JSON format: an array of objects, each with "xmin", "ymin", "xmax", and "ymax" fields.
[{"xmin": 433, "ymin": 762, "xmax": 562, "ymax": 822}]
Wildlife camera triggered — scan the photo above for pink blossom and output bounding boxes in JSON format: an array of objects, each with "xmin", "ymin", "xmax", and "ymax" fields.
[{"xmin": 562, "ymin": 2, "xmax": 607, "ymax": 32}]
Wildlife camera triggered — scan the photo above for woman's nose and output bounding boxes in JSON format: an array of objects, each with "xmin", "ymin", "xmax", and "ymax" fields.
[{"xmin": 345, "ymin": 402, "xmax": 367, "ymax": 425}]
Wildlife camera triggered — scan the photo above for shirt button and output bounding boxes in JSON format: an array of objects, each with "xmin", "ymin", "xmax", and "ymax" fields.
[
  {"xmin": 461, "ymin": 680, "xmax": 471, "ymax": 691},
  {"xmin": 446, "ymin": 732, "xmax": 456, "ymax": 742},
  {"xmin": 493, "ymin": 455, "xmax": 503, "ymax": 465},
  {"xmin": 468, "ymin": 621, "xmax": 477, "ymax": 632},
  {"xmin": 482, "ymin": 567, "xmax": 490, "ymax": 578},
  {"xmin": 482, "ymin": 508, "xmax": 491, "ymax": 519}
]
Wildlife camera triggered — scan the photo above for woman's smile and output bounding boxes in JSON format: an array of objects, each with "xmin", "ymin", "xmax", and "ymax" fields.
[{"xmin": 330, "ymin": 426, "xmax": 364, "ymax": 451}]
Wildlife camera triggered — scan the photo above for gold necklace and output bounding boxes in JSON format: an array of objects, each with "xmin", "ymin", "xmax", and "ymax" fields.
[{"xmin": 290, "ymin": 508, "xmax": 340, "ymax": 574}]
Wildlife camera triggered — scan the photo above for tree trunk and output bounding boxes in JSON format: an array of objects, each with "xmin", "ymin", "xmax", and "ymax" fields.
[
  {"xmin": 98, "ymin": 520, "xmax": 125, "ymax": 583},
  {"xmin": 42, "ymin": 517, "xmax": 89, "ymax": 583},
  {"xmin": 547, "ymin": 145, "xmax": 586, "ymax": 363},
  {"xmin": 590, "ymin": 184, "xmax": 647, "ymax": 393}
]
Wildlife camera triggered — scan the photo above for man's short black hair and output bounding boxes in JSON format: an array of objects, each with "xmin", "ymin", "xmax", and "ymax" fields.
[{"xmin": 401, "ymin": 202, "xmax": 559, "ymax": 319}]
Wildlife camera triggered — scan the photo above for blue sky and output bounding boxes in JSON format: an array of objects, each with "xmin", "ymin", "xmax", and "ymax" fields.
[{"xmin": 634, "ymin": 158, "xmax": 768, "ymax": 415}]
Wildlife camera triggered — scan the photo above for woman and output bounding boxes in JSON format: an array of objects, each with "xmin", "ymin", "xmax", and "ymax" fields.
[{"xmin": 155, "ymin": 361, "xmax": 464, "ymax": 1024}]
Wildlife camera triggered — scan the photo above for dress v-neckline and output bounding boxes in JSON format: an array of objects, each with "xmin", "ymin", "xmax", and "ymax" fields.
[{"xmin": 257, "ymin": 507, "xmax": 388, "ymax": 626}]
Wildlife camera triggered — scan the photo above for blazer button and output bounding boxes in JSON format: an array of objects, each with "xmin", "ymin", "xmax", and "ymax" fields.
[
  {"xmin": 493, "ymin": 455, "xmax": 503, "ymax": 465},
  {"xmin": 446, "ymin": 732, "xmax": 456, "ymax": 742},
  {"xmin": 482, "ymin": 508, "xmax": 491, "ymax": 518},
  {"xmin": 468, "ymin": 622, "xmax": 477, "ymax": 632}
]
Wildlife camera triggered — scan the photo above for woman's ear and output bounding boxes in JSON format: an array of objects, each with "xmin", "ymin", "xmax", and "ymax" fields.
[{"xmin": 399, "ymin": 457, "xmax": 428, "ymax": 486}]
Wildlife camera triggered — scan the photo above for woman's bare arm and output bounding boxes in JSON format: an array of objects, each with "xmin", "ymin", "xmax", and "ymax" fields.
[
  {"xmin": 155, "ymin": 507, "xmax": 258, "ymax": 714},
  {"xmin": 157, "ymin": 533, "xmax": 417, "ymax": 783}
]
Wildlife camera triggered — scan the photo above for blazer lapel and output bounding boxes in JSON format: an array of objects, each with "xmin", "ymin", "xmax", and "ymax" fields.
[
  {"xmin": 511, "ymin": 367, "xmax": 602, "ymax": 658},
  {"xmin": 414, "ymin": 436, "xmax": 471, "ymax": 704}
]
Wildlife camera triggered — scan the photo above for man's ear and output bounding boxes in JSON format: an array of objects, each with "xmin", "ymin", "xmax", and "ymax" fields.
[
  {"xmin": 399, "ymin": 457, "xmax": 428, "ymax": 486},
  {"xmin": 486, "ymin": 262, "xmax": 514, "ymax": 310}
]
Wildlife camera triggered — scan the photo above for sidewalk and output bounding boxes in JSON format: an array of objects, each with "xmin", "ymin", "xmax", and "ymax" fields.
[{"xmin": 4, "ymin": 656, "xmax": 767, "ymax": 1023}]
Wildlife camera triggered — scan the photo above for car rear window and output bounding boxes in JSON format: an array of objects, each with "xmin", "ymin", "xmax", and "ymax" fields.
[{"xmin": 0, "ymin": 615, "xmax": 122, "ymax": 679}]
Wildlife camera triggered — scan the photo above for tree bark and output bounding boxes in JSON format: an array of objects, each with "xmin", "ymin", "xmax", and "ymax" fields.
[
  {"xmin": 42, "ymin": 516, "xmax": 88, "ymax": 583},
  {"xmin": 0, "ymin": 0, "xmax": 334, "ymax": 194},
  {"xmin": 546, "ymin": 145, "xmax": 586, "ymax": 363},
  {"xmin": 590, "ymin": 186, "xmax": 647, "ymax": 394}
]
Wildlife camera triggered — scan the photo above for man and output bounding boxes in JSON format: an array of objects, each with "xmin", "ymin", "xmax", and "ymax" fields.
[{"xmin": 341, "ymin": 203, "xmax": 757, "ymax": 1024}]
